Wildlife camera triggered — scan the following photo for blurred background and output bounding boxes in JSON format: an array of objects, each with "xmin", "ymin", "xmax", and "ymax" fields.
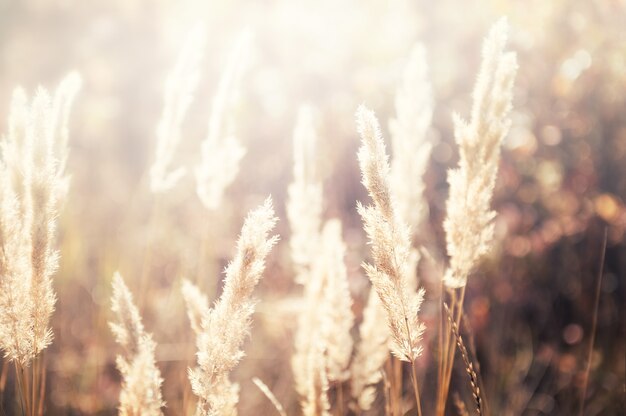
[{"xmin": 0, "ymin": 0, "xmax": 624, "ymax": 414}]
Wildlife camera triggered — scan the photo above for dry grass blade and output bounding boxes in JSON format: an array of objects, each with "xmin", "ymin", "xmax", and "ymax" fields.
[
  {"xmin": 252, "ymin": 377, "xmax": 287, "ymax": 416},
  {"xmin": 578, "ymin": 227, "xmax": 608, "ymax": 416}
]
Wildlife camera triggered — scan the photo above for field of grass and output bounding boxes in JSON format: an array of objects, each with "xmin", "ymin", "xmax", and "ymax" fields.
[{"xmin": 0, "ymin": 1, "xmax": 624, "ymax": 415}]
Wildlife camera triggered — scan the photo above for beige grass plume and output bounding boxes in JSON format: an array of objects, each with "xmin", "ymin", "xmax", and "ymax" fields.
[
  {"xmin": 318, "ymin": 219, "xmax": 354, "ymax": 382},
  {"xmin": 350, "ymin": 289, "xmax": 390, "ymax": 411},
  {"xmin": 109, "ymin": 272, "xmax": 164, "ymax": 416},
  {"xmin": 287, "ymin": 107, "xmax": 353, "ymax": 411},
  {"xmin": 288, "ymin": 107, "xmax": 320, "ymax": 393},
  {"xmin": 294, "ymin": 295, "xmax": 331, "ymax": 416},
  {"xmin": 51, "ymin": 72, "xmax": 82, "ymax": 199},
  {"xmin": 181, "ymin": 279, "xmax": 210, "ymax": 336},
  {"xmin": 389, "ymin": 43, "xmax": 433, "ymax": 234},
  {"xmin": 301, "ymin": 338, "xmax": 331, "ymax": 416},
  {"xmin": 286, "ymin": 105, "xmax": 323, "ymax": 283},
  {"xmin": 293, "ymin": 219, "xmax": 354, "ymax": 388},
  {"xmin": 195, "ymin": 31, "xmax": 251, "ymax": 210},
  {"xmin": 0, "ymin": 73, "xmax": 81, "ymax": 365},
  {"xmin": 291, "ymin": 237, "xmax": 330, "ymax": 416},
  {"xmin": 0, "ymin": 139, "xmax": 32, "ymax": 366},
  {"xmin": 188, "ymin": 198, "xmax": 278, "ymax": 416},
  {"xmin": 252, "ymin": 377, "xmax": 287, "ymax": 416},
  {"xmin": 443, "ymin": 18, "xmax": 518, "ymax": 288},
  {"xmin": 150, "ymin": 25, "xmax": 205, "ymax": 193},
  {"xmin": 356, "ymin": 104, "xmax": 426, "ymax": 363}
]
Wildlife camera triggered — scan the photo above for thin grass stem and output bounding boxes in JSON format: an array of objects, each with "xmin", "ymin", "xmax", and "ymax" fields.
[{"xmin": 579, "ymin": 227, "xmax": 608, "ymax": 416}]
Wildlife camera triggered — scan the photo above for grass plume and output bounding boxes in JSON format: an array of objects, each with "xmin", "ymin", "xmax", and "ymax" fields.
[
  {"xmin": 150, "ymin": 25, "xmax": 205, "ymax": 193},
  {"xmin": 443, "ymin": 18, "xmax": 517, "ymax": 289},
  {"xmin": 110, "ymin": 272, "xmax": 165, "ymax": 416},
  {"xmin": 389, "ymin": 43, "xmax": 433, "ymax": 235},
  {"xmin": 188, "ymin": 198, "xmax": 278, "ymax": 415},
  {"xmin": 356, "ymin": 104, "xmax": 426, "ymax": 364},
  {"xmin": 195, "ymin": 31, "xmax": 251, "ymax": 210}
]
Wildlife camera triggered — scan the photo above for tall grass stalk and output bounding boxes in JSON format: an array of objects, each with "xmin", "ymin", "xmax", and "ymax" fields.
[
  {"xmin": 188, "ymin": 198, "xmax": 278, "ymax": 415},
  {"xmin": 578, "ymin": 227, "xmax": 608, "ymax": 416},
  {"xmin": 437, "ymin": 18, "xmax": 517, "ymax": 415},
  {"xmin": 110, "ymin": 272, "xmax": 165, "ymax": 415},
  {"xmin": 356, "ymin": 105, "xmax": 426, "ymax": 415},
  {"xmin": 0, "ymin": 72, "xmax": 80, "ymax": 416}
]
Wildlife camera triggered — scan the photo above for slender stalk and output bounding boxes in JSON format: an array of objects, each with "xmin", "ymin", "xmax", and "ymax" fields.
[
  {"xmin": 0, "ymin": 360, "xmax": 7, "ymax": 416},
  {"xmin": 437, "ymin": 281, "xmax": 444, "ymax": 408},
  {"xmin": 31, "ymin": 357, "xmax": 38, "ymax": 416},
  {"xmin": 441, "ymin": 286, "xmax": 467, "ymax": 414},
  {"xmin": 437, "ymin": 286, "xmax": 448, "ymax": 414},
  {"xmin": 579, "ymin": 228, "xmax": 608, "ymax": 416},
  {"xmin": 398, "ymin": 310, "xmax": 422, "ymax": 416},
  {"xmin": 409, "ymin": 359, "xmax": 423, "ymax": 416},
  {"xmin": 20, "ymin": 366, "xmax": 32, "ymax": 415},
  {"xmin": 14, "ymin": 363, "xmax": 28, "ymax": 416},
  {"xmin": 438, "ymin": 284, "xmax": 468, "ymax": 416},
  {"xmin": 0, "ymin": 359, "xmax": 7, "ymax": 413},
  {"xmin": 38, "ymin": 355, "xmax": 46, "ymax": 416},
  {"xmin": 437, "ymin": 287, "xmax": 457, "ymax": 415}
]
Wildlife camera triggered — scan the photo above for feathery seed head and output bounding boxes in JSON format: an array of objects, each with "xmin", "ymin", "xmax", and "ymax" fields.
[
  {"xmin": 189, "ymin": 198, "xmax": 278, "ymax": 416},
  {"xmin": 0, "ymin": 73, "xmax": 80, "ymax": 365},
  {"xmin": 195, "ymin": 31, "xmax": 251, "ymax": 210},
  {"xmin": 151, "ymin": 25, "xmax": 205, "ymax": 193},
  {"xmin": 350, "ymin": 289, "xmax": 390, "ymax": 410},
  {"xmin": 182, "ymin": 279, "xmax": 211, "ymax": 336},
  {"xmin": 109, "ymin": 272, "xmax": 164, "ymax": 416},
  {"xmin": 356, "ymin": 105, "xmax": 426, "ymax": 363},
  {"xmin": 389, "ymin": 43, "xmax": 433, "ymax": 233},
  {"xmin": 444, "ymin": 18, "xmax": 517, "ymax": 288},
  {"xmin": 287, "ymin": 105, "xmax": 323, "ymax": 284}
]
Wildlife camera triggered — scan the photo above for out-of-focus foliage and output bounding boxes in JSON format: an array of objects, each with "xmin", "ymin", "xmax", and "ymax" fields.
[{"xmin": 0, "ymin": 0, "xmax": 623, "ymax": 414}]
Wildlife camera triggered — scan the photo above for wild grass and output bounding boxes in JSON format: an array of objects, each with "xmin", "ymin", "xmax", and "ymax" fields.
[
  {"xmin": 0, "ymin": 73, "xmax": 81, "ymax": 416},
  {"xmin": 0, "ymin": 9, "xmax": 620, "ymax": 416},
  {"xmin": 110, "ymin": 272, "xmax": 164, "ymax": 416},
  {"xmin": 187, "ymin": 198, "xmax": 278, "ymax": 416}
]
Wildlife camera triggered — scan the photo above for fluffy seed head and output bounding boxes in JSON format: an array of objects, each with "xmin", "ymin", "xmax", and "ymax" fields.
[
  {"xmin": 189, "ymin": 198, "xmax": 278, "ymax": 416},
  {"xmin": 356, "ymin": 105, "xmax": 426, "ymax": 363},
  {"xmin": 389, "ymin": 43, "xmax": 433, "ymax": 234},
  {"xmin": 443, "ymin": 18, "xmax": 518, "ymax": 288},
  {"xmin": 109, "ymin": 272, "xmax": 165, "ymax": 416},
  {"xmin": 195, "ymin": 31, "xmax": 251, "ymax": 210},
  {"xmin": 151, "ymin": 25, "xmax": 205, "ymax": 193}
]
